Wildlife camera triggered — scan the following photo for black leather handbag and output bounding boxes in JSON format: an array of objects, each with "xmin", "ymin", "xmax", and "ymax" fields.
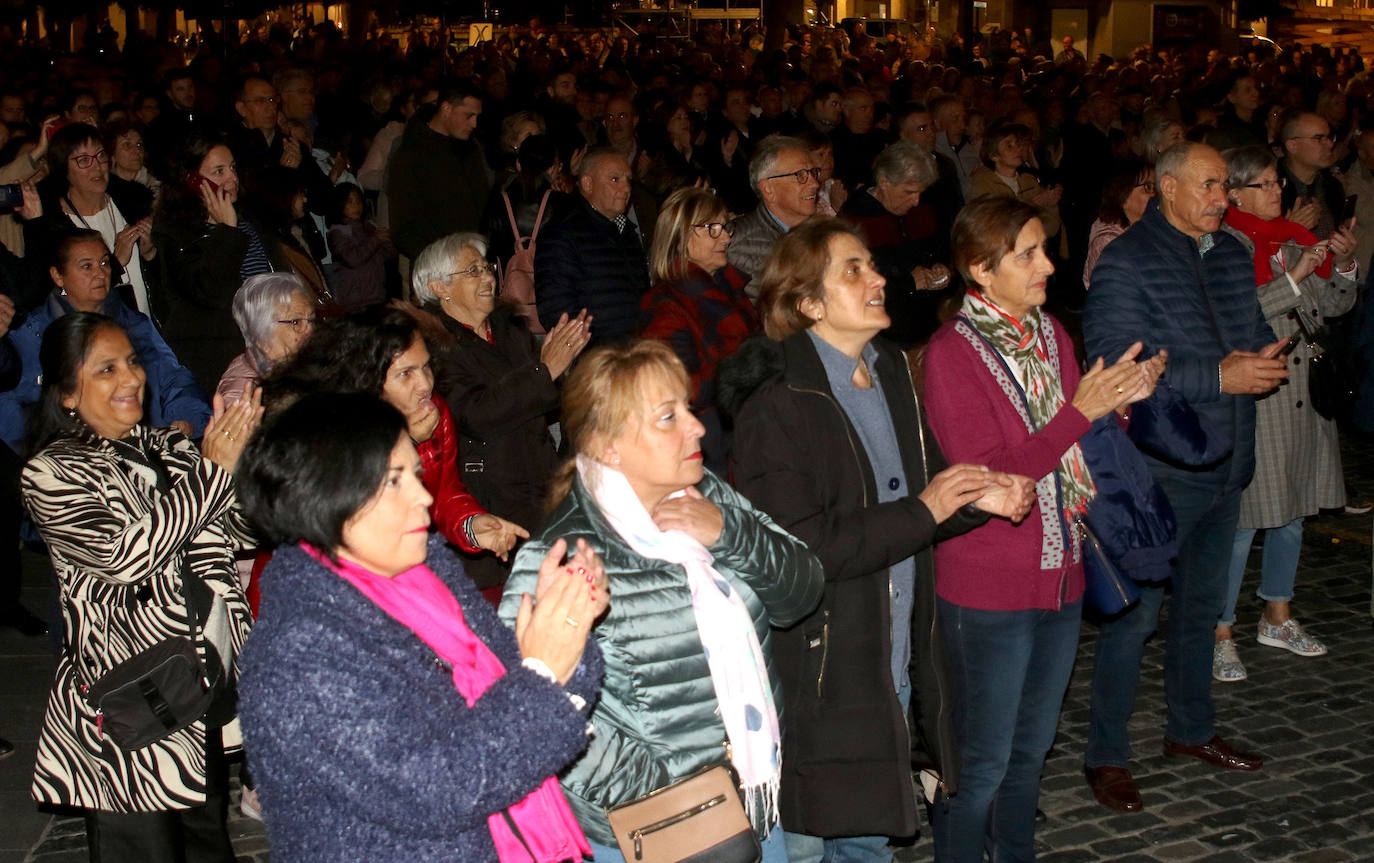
[{"xmin": 1291, "ymin": 311, "xmax": 1354, "ymax": 422}]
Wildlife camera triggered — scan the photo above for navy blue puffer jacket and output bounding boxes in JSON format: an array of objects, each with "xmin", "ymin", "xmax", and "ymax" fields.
[{"xmin": 1084, "ymin": 200, "xmax": 1274, "ymax": 494}]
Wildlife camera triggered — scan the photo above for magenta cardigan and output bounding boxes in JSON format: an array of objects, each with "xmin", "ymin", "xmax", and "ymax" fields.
[{"xmin": 923, "ymin": 313, "xmax": 1090, "ymax": 611}]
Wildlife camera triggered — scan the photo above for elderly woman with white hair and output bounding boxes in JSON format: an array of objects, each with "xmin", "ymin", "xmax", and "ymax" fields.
[
  {"xmin": 840, "ymin": 139, "xmax": 953, "ymax": 347},
  {"xmin": 415, "ymin": 232, "xmax": 592, "ymax": 592},
  {"xmin": 216, "ymin": 273, "xmax": 320, "ymax": 406}
]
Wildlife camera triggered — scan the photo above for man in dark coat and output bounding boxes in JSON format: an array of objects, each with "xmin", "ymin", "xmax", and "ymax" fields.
[
  {"xmin": 534, "ymin": 149, "xmax": 648, "ymax": 344},
  {"xmin": 1279, "ymin": 111, "xmax": 1344, "ymax": 241},
  {"xmin": 1082, "ymin": 142, "xmax": 1279, "ymax": 814},
  {"xmin": 387, "ymin": 80, "xmax": 492, "ymax": 262}
]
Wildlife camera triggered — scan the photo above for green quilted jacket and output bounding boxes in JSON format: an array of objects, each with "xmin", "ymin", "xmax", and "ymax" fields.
[{"xmin": 499, "ymin": 468, "xmax": 824, "ymax": 846}]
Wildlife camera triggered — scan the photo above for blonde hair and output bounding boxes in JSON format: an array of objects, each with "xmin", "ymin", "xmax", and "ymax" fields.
[
  {"xmin": 649, "ymin": 187, "xmax": 728, "ymax": 284},
  {"xmin": 546, "ymin": 340, "xmax": 690, "ymax": 509},
  {"xmin": 755, "ymin": 217, "xmax": 865, "ymax": 340}
]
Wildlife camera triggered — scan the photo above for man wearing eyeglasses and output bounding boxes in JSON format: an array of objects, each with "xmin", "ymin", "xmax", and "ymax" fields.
[
  {"xmin": 726, "ymin": 136, "xmax": 819, "ymax": 291},
  {"xmin": 1279, "ymin": 111, "xmax": 1342, "ymax": 240}
]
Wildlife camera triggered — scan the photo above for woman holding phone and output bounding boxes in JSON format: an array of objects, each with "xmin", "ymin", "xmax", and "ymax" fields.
[
  {"xmin": 153, "ymin": 132, "xmax": 303, "ymax": 395},
  {"xmin": 1212, "ymin": 145, "xmax": 1359, "ymax": 680}
]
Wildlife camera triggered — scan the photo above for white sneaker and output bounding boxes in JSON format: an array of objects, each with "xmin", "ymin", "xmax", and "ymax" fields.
[
  {"xmin": 1256, "ymin": 618, "xmax": 1327, "ymax": 657},
  {"xmin": 1212, "ymin": 638, "xmax": 1247, "ymax": 682},
  {"xmin": 239, "ymin": 785, "xmax": 263, "ymax": 821}
]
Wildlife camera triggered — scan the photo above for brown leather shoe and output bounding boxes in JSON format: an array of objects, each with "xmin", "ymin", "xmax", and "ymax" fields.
[
  {"xmin": 1162, "ymin": 735, "xmax": 1263, "ymax": 771},
  {"xmin": 1084, "ymin": 765, "xmax": 1143, "ymax": 813}
]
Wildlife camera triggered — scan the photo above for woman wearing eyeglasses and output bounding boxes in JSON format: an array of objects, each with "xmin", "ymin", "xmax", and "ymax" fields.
[
  {"xmin": 416, "ymin": 233, "xmax": 592, "ymax": 598},
  {"xmin": 640, "ymin": 187, "xmax": 759, "ymax": 475},
  {"xmin": 1083, "ymin": 160, "xmax": 1156, "ymax": 290},
  {"xmin": 36, "ymin": 123, "xmax": 157, "ymax": 320},
  {"xmin": 1211, "ymin": 145, "xmax": 1359, "ymax": 681}
]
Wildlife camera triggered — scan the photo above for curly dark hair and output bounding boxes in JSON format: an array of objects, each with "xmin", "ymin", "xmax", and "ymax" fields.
[{"xmin": 261, "ymin": 304, "xmax": 422, "ymax": 417}]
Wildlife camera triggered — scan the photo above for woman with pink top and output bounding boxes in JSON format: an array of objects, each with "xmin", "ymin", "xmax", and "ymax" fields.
[{"xmin": 923, "ymin": 196, "xmax": 1162, "ymax": 863}]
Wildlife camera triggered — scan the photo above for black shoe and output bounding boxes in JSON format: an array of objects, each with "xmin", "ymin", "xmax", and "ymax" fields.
[
  {"xmin": 0, "ymin": 606, "xmax": 48, "ymax": 637},
  {"xmin": 0, "ymin": 737, "xmax": 13, "ymax": 759}
]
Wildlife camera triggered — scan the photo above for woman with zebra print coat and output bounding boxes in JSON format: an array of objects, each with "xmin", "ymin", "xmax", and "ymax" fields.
[{"xmin": 20, "ymin": 312, "xmax": 262, "ymax": 862}]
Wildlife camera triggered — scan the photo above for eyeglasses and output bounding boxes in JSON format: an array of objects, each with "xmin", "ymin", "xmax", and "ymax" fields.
[
  {"xmin": 764, "ymin": 167, "xmax": 822, "ymax": 185},
  {"xmin": 605, "ymin": 111, "xmax": 631, "ymax": 122},
  {"xmin": 692, "ymin": 222, "xmax": 732, "ymax": 238},
  {"xmin": 276, "ymin": 317, "xmax": 316, "ymax": 333},
  {"xmin": 1288, "ymin": 132, "xmax": 1334, "ymax": 144},
  {"xmin": 69, "ymin": 150, "xmax": 109, "ymax": 169},
  {"xmin": 243, "ymin": 96, "xmax": 278, "ymax": 105},
  {"xmin": 1135, "ymin": 180, "xmax": 1157, "ymax": 193},
  {"xmin": 448, "ymin": 261, "xmax": 499, "ymax": 280},
  {"xmin": 1242, "ymin": 178, "xmax": 1286, "ymax": 192}
]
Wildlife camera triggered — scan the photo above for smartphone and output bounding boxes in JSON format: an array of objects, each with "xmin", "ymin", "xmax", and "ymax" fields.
[
  {"xmin": 1340, "ymin": 194, "xmax": 1358, "ymax": 225},
  {"xmin": 0, "ymin": 182, "xmax": 22, "ymax": 213},
  {"xmin": 1277, "ymin": 332, "xmax": 1303, "ymax": 357},
  {"xmin": 185, "ymin": 173, "xmax": 220, "ymax": 197}
]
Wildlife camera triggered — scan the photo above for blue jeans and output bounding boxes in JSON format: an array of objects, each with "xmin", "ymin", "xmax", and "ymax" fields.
[
  {"xmin": 1086, "ymin": 471, "xmax": 1242, "ymax": 768},
  {"xmin": 931, "ymin": 598, "xmax": 1083, "ymax": 863},
  {"xmin": 1219, "ymin": 518, "xmax": 1303, "ymax": 626},
  {"xmin": 784, "ymin": 831, "xmax": 890, "ymax": 863},
  {"xmin": 587, "ymin": 826, "xmax": 788, "ymax": 862}
]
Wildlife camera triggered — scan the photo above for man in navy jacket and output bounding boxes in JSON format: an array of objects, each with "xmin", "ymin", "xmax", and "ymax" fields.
[{"xmin": 1082, "ymin": 142, "xmax": 1286, "ymax": 813}]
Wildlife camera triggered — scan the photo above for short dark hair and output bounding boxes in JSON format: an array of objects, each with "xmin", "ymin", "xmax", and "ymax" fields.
[
  {"xmin": 162, "ymin": 68, "xmax": 194, "ymax": 91},
  {"xmin": 952, "ymin": 195, "xmax": 1042, "ymax": 282},
  {"xmin": 30, "ymin": 313, "xmax": 127, "ymax": 450},
  {"xmin": 436, "ymin": 78, "xmax": 483, "ymax": 108},
  {"xmin": 236, "ymin": 391, "xmax": 406, "ymax": 554},
  {"xmin": 51, "ymin": 228, "xmax": 106, "ymax": 273},
  {"xmin": 46, "ymin": 122, "xmax": 103, "ymax": 193}
]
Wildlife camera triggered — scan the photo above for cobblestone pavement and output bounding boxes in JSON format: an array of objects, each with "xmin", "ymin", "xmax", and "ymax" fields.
[{"xmin": 9, "ymin": 455, "xmax": 1374, "ymax": 862}]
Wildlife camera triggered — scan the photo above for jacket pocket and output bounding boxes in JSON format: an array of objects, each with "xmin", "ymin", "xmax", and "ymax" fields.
[{"xmin": 803, "ymin": 609, "xmax": 831, "ymax": 699}]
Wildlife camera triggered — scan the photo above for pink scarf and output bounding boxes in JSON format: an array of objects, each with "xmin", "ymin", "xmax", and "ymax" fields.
[{"xmin": 304, "ymin": 545, "xmax": 589, "ymax": 863}]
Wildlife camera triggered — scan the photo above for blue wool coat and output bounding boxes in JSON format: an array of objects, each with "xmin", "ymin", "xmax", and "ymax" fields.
[
  {"xmin": 1084, "ymin": 200, "xmax": 1274, "ymax": 494},
  {"xmin": 238, "ymin": 537, "xmax": 603, "ymax": 863}
]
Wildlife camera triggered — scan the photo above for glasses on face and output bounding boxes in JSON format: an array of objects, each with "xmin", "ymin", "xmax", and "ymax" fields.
[
  {"xmin": 1242, "ymin": 178, "xmax": 1286, "ymax": 192},
  {"xmin": 69, "ymin": 150, "xmax": 109, "ymax": 169},
  {"xmin": 1135, "ymin": 180, "xmax": 1157, "ymax": 193},
  {"xmin": 448, "ymin": 261, "xmax": 499, "ymax": 280},
  {"xmin": 764, "ymin": 166, "xmax": 822, "ymax": 185},
  {"xmin": 243, "ymin": 96, "xmax": 278, "ymax": 105},
  {"xmin": 276, "ymin": 316, "xmax": 316, "ymax": 333},
  {"xmin": 605, "ymin": 111, "xmax": 631, "ymax": 122},
  {"xmin": 1289, "ymin": 132, "xmax": 1334, "ymax": 144},
  {"xmin": 692, "ymin": 222, "xmax": 732, "ymax": 238}
]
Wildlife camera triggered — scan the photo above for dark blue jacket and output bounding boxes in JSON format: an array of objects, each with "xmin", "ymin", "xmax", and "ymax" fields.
[
  {"xmin": 238, "ymin": 537, "xmax": 602, "ymax": 863},
  {"xmin": 1084, "ymin": 200, "xmax": 1274, "ymax": 494},
  {"xmin": 535, "ymin": 197, "xmax": 649, "ymax": 344}
]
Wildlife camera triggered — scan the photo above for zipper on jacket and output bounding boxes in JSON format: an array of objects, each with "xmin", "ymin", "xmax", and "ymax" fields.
[
  {"xmin": 811, "ymin": 609, "xmax": 831, "ymax": 697},
  {"xmin": 785, "ymin": 384, "xmax": 869, "ymax": 509}
]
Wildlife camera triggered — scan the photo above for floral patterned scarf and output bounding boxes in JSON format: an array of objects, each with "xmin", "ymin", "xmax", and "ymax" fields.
[{"xmin": 960, "ymin": 289, "xmax": 1095, "ymax": 521}]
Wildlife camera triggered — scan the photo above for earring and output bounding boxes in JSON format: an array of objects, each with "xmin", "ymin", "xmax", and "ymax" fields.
[{"xmin": 59, "ymin": 288, "xmax": 68, "ymax": 297}]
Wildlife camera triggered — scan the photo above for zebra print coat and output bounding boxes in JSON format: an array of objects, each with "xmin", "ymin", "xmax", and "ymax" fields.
[{"xmin": 21, "ymin": 425, "xmax": 255, "ymax": 813}]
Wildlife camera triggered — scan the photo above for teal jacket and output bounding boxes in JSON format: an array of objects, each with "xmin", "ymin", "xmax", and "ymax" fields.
[{"xmin": 499, "ymin": 468, "xmax": 823, "ymax": 846}]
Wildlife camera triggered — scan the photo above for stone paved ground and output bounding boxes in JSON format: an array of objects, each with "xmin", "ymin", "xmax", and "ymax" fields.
[{"xmin": 7, "ymin": 448, "xmax": 1374, "ymax": 862}]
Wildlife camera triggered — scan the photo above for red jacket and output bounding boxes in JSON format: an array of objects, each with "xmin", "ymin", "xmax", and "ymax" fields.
[{"xmin": 418, "ymin": 395, "xmax": 485, "ymax": 553}]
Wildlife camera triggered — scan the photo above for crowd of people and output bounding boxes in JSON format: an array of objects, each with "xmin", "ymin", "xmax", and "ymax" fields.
[{"xmin": 0, "ymin": 14, "xmax": 1370, "ymax": 863}]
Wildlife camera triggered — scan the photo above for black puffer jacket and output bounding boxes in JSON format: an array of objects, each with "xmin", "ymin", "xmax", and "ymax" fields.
[
  {"xmin": 533, "ymin": 197, "xmax": 649, "ymax": 344},
  {"xmin": 718, "ymin": 332, "xmax": 985, "ymax": 839}
]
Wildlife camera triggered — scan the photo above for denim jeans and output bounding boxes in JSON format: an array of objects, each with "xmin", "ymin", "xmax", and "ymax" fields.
[
  {"xmin": 587, "ymin": 825, "xmax": 788, "ymax": 862},
  {"xmin": 784, "ymin": 831, "xmax": 890, "ymax": 863},
  {"xmin": 1086, "ymin": 470, "xmax": 1242, "ymax": 768},
  {"xmin": 1219, "ymin": 517, "xmax": 1303, "ymax": 626},
  {"xmin": 931, "ymin": 598, "xmax": 1083, "ymax": 863}
]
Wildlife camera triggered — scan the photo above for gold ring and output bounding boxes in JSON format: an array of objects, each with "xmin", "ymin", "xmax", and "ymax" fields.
[
  {"xmin": 223, "ymin": 429, "xmax": 232, "ymax": 437},
  {"xmin": 1115, "ymin": 385, "xmax": 1124, "ymax": 394},
  {"xmin": 564, "ymin": 617, "xmax": 580, "ymax": 627}
]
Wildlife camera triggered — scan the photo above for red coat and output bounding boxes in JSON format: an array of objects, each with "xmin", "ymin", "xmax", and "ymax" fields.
[{"xmin": 418, "ymin": 395, "xmax": 485, "ymax": 554}]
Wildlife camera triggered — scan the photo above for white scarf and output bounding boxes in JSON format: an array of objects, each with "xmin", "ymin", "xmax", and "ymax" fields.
[{"xmin": 576, "ymin": 455, "xmax": 781, "ymax": 830}]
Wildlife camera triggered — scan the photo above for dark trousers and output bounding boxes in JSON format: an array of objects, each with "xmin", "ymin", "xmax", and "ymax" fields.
[
  {"xmin": 932, "ymin": 597, "xmax": 1082, "ymax": 863},
  {"xmin": 1, "ymin": 441, "xmax": 21, "ymax": 611},
  {"xmin": 1085, "ymin": 470, "xmax": 1242, "ymax": 767},
  {"xmin": 84, "ymin": 729, "xmax": 234, "ymax": 863}
]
